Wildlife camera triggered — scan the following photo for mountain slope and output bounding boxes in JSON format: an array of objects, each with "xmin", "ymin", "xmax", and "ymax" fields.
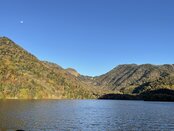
[
  {"xmin": 95, "ymin": 64, "xmax": 174, "ymax": 94},
  {"xmin": 0, "ymin": 37, "xmax": 99, "ymax": 99}
]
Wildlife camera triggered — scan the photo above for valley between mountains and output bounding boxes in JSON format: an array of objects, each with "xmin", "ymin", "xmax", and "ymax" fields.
[{"xmin": 1, "ymin": 37, "xmax": 174, "ymax": 101}]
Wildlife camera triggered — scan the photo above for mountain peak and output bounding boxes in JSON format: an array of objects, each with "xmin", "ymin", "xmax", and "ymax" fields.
[
  {"xmin": 0, "ymin": 36, "xmax": 38, "ymax": 62},
  {"xmin": 0, "ymin": 36, "xmax": 16, "ymax": 46},
  {"xmin": 66, "ymin": 68, "xmax": 80, "ymax": 77},
  {"xmin": 117, "ymin": 64, "xmax": 137, "ymax": 68},
  {"xmin": 0, "ymin": 36, "xmax": 11, "ymax": 40}
]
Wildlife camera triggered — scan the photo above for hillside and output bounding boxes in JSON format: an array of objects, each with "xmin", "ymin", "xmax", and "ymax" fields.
[
  {"xmin": 0, "ymin": 37, "xmax": 100, "ymax": 99},
  {"xmin": 94, "ymin": 64, "xmax": 174, "ymax": 94}
]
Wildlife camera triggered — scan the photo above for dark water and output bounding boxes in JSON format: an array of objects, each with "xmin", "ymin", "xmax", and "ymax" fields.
[{"xmin": 0, "ymin": 100, "xmax": 174, "ymax": 131}]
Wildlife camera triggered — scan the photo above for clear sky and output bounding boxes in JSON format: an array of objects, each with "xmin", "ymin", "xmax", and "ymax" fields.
[{"xmin": 0, "ymin": 0, "xmax": 174, "ymax": 76}]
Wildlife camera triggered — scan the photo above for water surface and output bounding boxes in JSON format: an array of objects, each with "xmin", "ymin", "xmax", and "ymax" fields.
[{"xmin": 0, "ymin": 100, "xmax": 174, "ymax": 131}]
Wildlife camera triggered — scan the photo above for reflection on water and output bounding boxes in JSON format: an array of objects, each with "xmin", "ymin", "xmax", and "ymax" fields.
[{"xmin": 0, "ymin": 100, "xmax": 174, "ymax": 131}]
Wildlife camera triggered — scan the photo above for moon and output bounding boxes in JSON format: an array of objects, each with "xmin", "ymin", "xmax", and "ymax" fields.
[{"xmin": 20, "ymin": 21, "xmax": 24, "ymax": 24}]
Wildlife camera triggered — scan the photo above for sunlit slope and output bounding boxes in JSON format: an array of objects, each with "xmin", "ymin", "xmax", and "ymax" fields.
[{"xmin": 0, "ymin": 37, "xmax": 98, "ymax": 99}]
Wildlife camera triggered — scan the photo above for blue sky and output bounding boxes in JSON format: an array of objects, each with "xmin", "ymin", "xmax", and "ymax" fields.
[{"xmin": 0, "ymin": 0, "xmax": 174, "ymax": 76}]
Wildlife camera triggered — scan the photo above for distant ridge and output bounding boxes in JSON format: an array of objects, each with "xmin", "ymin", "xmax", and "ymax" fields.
[{"xmin": 94, "ymin": 64, "xmax": 174, "ymax": 94}]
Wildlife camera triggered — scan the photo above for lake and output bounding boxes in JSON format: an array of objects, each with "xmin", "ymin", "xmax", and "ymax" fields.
[{"xmin": 0, "ymin": 100, "xmax": 174, "ymax": 131}]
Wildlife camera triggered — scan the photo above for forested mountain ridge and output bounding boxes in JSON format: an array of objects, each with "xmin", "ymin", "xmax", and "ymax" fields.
[
  {"xmin": 0, "ymin": 37, "xmax": 100, "ymax": 99},
  {"xmin": 94, "ymin": 64, "xmax": 174, "ymax": 94},
  {"xmin": 1, "ymin": 36, "xmax": 174, "ymax": 100}
]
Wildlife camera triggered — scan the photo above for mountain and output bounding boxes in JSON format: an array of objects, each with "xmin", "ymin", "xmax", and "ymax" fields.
[
  {"xmin": 0, "ymin": 37, "xmax": 101, "ymax": 99},
  {"xmin": 1, "ymin": 36, "xmax": 174, "ymax": 100},
  {"xmin": 94, "ymin": 64, "xmax": 174, "ymax": 94}
]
